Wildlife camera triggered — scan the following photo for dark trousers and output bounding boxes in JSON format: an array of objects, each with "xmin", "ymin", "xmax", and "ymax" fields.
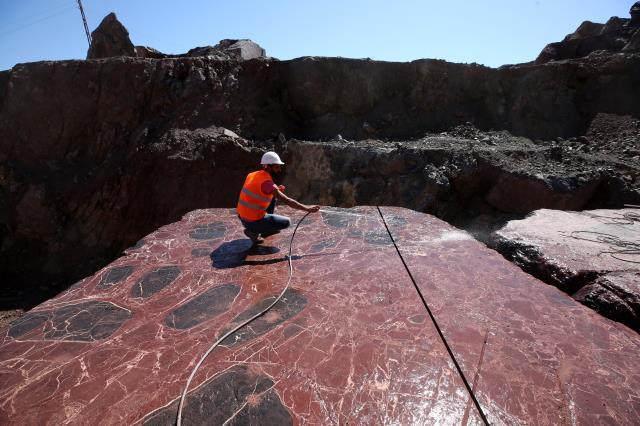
[{"xmin": 240, "ymin": 199, "xmax": 291, "ymax": 236}]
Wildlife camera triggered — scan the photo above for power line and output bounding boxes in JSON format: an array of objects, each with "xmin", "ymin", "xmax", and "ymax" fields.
[
  {"xmin": 0, "ymin": 5, "xmax": 76, "ymax": 38},
  {"xmin": 1, "ymin": 1, "xmax": 75, "ymax": 29}
]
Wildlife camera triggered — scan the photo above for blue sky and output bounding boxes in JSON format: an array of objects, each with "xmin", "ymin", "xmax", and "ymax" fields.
[{"xmin": 0, "ymin": 0, "xmax": 634, "ymax": 71}]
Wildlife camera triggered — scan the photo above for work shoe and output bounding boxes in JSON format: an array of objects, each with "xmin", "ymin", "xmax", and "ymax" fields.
[{"xmin": 243, "ymin": 229, "xmax": 264, "ymax": 244}]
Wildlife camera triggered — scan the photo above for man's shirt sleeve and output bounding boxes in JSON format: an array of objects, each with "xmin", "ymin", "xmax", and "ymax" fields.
[{"xmin": 261, "ymin": 180, "xmax": 277, "ymax": 195}]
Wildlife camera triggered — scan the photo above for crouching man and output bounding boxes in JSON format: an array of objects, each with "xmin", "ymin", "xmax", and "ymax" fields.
[{"xmin": 237, "ymin": 151, "xmax": 320, "ymax": 244}]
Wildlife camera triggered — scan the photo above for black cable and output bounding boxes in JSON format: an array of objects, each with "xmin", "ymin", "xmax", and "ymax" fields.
[
  {"xmin": 561, "ymin": 230, "xmax": 640, "ymax": 264},
  {"xmin": 376, "ymin": 206, "xmax": 490, "ymax": 425},
  {"xmin": 585, "ymin": 211, "xmax": 640, "ymax": 226}
]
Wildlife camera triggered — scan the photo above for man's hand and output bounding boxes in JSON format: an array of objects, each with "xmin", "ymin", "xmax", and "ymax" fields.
[
  {"xmin": 305, "ymin": 205, "xmax": 320, "ymax": 213},
  {"xmin": 278, "ymin": 185, "xmax": 286, "ymax": 192}
]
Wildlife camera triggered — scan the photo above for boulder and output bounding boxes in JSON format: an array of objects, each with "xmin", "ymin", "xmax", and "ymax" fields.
[
  {"xmin": 187, "ymin": 39, "xmax": 266, "ymax": 60},
  {"xmin": 219, "ymin": 39, "xmax": 266, "ymax": 60},
  {"xmin": 493, "ymin": 208, "xmax": 640, "ymax": 331},
  {"xmin": 1, "ymin": 206, "xmax": 639, "ymax": 424},
  {"xmin": 134, "ymin": 46, "xmax": 168, "ymax": 59},
  {"xmin": 631, "ymin": 1, "xmax": 640, "ymax": 26},
  {"xmin": 534, "ymin": 8, "xmax": 640, "ymax": 64},
  {"xmin": 563, "ymin": 20, "xmax": 604, "ymax": 41},
  {"xmin": 87, "ymin": 13, "xmax": 135, "ymax": 59},
  {"xmin": 602, "ymin": 16, "xmax": 627, "ymax": 34},
  {"xmin": 536, "ymin": 34, "xmax": 627, "ymax": 64},
  {"xmin": 574, "ymin": 272, "xmax": 640, "ymax": 330}
]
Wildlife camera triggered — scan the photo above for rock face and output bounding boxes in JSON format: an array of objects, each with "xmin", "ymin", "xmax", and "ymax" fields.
[
  {"xmin": 86, "ymin": 13, "xmax": 135, "ymax": 60},
  {"xmin": 535, "ymin": 6, "xmax": 640, "ymax": 64},
  {"xmin": 1, "ymin": 206, "xmax": 639, "ymax": 424},
  {"xmin": 1, "ymin": 54, "xmax": 640, "ymax": 308},
  {"xmin": 493, "ymin": 208, "xmax": 640, "ymax": 331},
  {"xmin": 283, "ymin": 132, "xmax": 638, "ymax": 221},
  {"xmin": 3, "ymin": 8, "xmax": 640, "ymax": 310}
]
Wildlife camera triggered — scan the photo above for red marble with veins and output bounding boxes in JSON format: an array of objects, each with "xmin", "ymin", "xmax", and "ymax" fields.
[{"xmin": 0, "ymin": 206, "xmax": 638, "ymax": 425}]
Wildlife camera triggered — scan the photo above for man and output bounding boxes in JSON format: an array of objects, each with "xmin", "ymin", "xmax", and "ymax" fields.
[{"xmin": 237, "ymin": 151, "xmax": 320, "ymax": 244}]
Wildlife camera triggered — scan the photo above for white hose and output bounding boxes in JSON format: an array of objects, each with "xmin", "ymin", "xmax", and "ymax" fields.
[{"xmin": 176, "ymin": 211, "xmax": 311, "ymax": 425}]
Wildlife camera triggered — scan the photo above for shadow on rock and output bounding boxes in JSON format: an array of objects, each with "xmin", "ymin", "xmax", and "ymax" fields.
[{"xmin": 211, "ymin": 240, "xmax": 281, "ymax": 269}]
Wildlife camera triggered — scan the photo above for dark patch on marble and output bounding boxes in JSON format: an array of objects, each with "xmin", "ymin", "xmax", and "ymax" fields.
[
  {"xmin": 43, "ymin": 301, "xmax": 132, "ymax": 341},
  {"xmin": 142, "ymin": 365, "xmax": 292, "ymax": 426},
  {"xmin": 129, "ymin": 239, "xmax": 146, "ymax": 250},
  {"xmin": 9, "ymin": 302, "xmax": 131, "ymax": 341},
  {"xmin": 310, "ymin": 237, "xmax": 340, "ymax": 252},
  {"xmin": 165, "ymin": 284, "xmax": 241, "ymax": 329},
  {"xmin": 364, "ymin": 230, "xmax": 392, "ymax": 245},
  {"xmin": 188, "ymin": 222, "xmax": 227, "ymax": 240},
  {"xmin": 221, "ymin": 288, "xmax": 307, "ymax": 346},
  {"xmin": 283, "ymin": 323, "xmax": 303, "ymax": 338},
  {"xmin": 7, "ymin": 312, "xmax": 49, "ymax": 338},
  {"xmin": 191, "ymin": 248, "xmax": 211, "ymax": 257},
  {"xmin": 211, "ymin": 239, "xmax": 254, "ymax": 269},
  {"xmin": 130, "ymin": 266, "xmax": 181, "ymax": 298},
  {"xmin": 98, "ymin": 266, "xmax": 134, "ymax": 289}
]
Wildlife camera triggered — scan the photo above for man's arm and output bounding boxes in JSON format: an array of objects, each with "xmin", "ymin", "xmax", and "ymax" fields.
[{"xmin": 273, "ymin": 189, "xmax": 320, "ymax": 213}]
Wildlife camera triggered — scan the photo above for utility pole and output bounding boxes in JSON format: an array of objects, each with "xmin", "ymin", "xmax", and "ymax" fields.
[{"xmin": 76, "ymin": 0, "xmax": 91, "ymax": 46}]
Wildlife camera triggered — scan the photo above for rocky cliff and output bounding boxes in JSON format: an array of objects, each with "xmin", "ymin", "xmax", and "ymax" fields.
[
  {"xmin": 1, "ymin": 12, "xmax": 640, "ymax": 308},
  {"xmin": 536, "ymin": 1, "xmax": 640, "ymax": 64}
]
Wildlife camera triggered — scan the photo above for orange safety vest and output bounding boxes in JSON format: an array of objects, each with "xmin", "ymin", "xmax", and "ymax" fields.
[{"xmin": 237, "ymin": 170, "xmax": 274, "ymax": 221}]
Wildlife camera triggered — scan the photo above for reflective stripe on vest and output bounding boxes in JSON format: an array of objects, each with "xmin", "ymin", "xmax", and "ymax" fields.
[
  {"xmin": 238, "ymin": 199, "xmax": 267, "ymax": 211},
  {"xmin": 236, "ymin": 170, "xmax": 274, "ymax": 221},
  {"xmin": 241, "ymin": 187, "xmax": 271, "ymax": 203}
]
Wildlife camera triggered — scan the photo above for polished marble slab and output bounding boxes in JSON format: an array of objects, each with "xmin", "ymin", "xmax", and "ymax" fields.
[
  {"xmin": 0, "ymin": 206, "xmax": 487, "ymax": 425},
  {"xmin": 1, "ymin": 206, "xmax": 638, "ymax": 424},
  {"xmin": 381, "ymin": 206, "xmax": 640, "ymax": 425}
]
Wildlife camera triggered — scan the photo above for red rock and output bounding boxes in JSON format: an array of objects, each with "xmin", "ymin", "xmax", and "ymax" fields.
[
  {"xmin": 494, "ymin": 208, "xmax": 640, "ymax": 331},
  {"xmin": 0, "ymin": 206, "xmax": 639, "ymax": 424}
]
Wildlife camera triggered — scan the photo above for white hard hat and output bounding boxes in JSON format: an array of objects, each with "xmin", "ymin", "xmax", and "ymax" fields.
[{"xmin": 260, "ymin": 151, "xmax": 285, "ymax": 165}]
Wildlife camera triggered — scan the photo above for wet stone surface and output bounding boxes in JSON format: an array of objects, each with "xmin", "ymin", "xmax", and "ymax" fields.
[
  {"xmin": 142, "ymin": 365, "xmax": 292, "ymax": 426},
  {"xmin": 320, "ymin": 209, "xmax": 364, "ymax": 228},
  {"xmin": 130, "ymin": 266, "xmax": 181, "ymax": 298},
  {"xmin": 1, "ymin": 207, "xmax": 640, "ymax": 425},
  {"xmin": 164, "ymin": 284, "xmax": 240, "ymax": 329},
  {"xmin": 188, "ymin": 222, "xmax": 227, "ymax": 240},
  {"xmin": 221, "ymin": 288, "xmax": 307, "ymax": 346},
  {"xmin": 346, "ymin": 228, "xmax": 393, "ymax": 245},
  {"xmin": 8, "ymin": 301, "xmax": 131, "ymax": 342},
  {"xmin": 190, "ymin": 248, "xmax": 211, "ymax": 257},
  {"xmin": 309, "ymin": 237, "xmax": 340, "ymax": 253},
  {"xmin": 493, "ymin": 208, "xmax": 640, "ymax": 331},
  {"xmin": 97, "ymin": 265, "xmax": 134, "ymax": 289}
]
